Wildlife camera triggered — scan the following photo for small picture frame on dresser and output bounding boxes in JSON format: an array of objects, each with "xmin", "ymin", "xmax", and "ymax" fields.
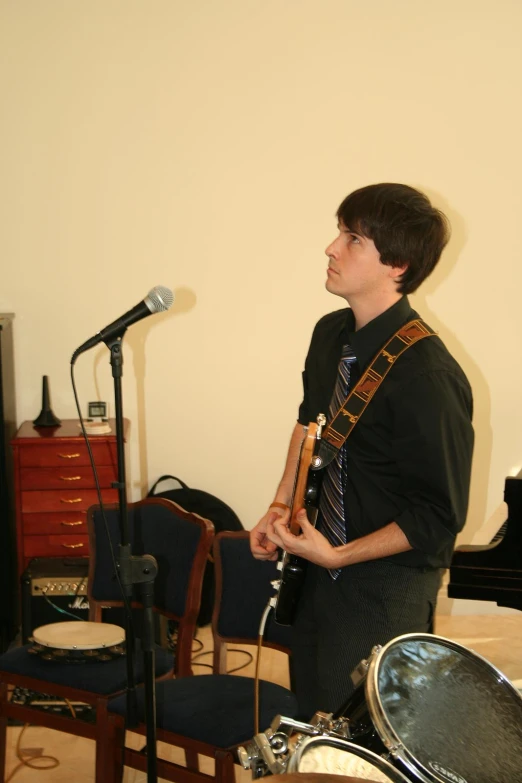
[
  {"xmin": 87, "ymin": 401, "xmax": 109, "ymax": 422},
  {"xmin": 83, "ymin": 402, "xmax": 111, "ymax": 434}
]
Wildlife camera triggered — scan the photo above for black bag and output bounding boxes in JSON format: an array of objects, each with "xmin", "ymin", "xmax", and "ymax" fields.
[{"xmin": 147, "ymin": 475, "xmax": 243, "ymax": 626}]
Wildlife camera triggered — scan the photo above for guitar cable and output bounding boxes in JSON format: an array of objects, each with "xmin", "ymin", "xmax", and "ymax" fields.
[{"xmin": 254, "ymin": 597, "xmax": 277, "ymax": 734}]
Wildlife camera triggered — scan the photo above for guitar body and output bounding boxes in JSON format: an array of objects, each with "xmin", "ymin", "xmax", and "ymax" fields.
[{"xmin": 273, "ymin": 422, "xmax": 323, "ymax": 626}]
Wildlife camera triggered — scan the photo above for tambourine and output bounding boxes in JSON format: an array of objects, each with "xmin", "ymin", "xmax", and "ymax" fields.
[{"xmin": 28, "ymin": 621, "xmax": 126, "ymax": 663}]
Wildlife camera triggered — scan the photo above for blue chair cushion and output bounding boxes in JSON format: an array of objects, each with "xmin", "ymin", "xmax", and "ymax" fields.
[
  {"xmin": 109, "ymin": 674, "xmax": 299, "ymax": 747},
  {"xmin": 0, "ymin": 640, "xmax": 173, "ymax": 695}
]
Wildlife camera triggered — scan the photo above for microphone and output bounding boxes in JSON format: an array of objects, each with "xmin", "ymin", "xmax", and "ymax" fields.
[{"xmin": 71, "ymin": 285, "xmax": 174, "ymax": 364}]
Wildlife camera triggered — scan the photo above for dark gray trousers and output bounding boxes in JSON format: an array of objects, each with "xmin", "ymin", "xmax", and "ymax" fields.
[{"xmin": 290, "ymin": 560, "xmax": 442, "ymax": 720}]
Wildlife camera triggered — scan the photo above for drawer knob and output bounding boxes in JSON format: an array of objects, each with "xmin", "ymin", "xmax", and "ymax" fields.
[
  {"xmin": 61, "ymin": 520, "xmax": 83, "ymax": 527},
  {"xmin": 60, "ymin": 498, "xmax": 83, "ymax": 504},
  {"xmin": 59, "ymin": 475, "xmax": 82, "ymax": 481},
  {"xmin": 62, "ymin": 543, "xmax": 84, "ymax": 549},
  {"xmin": 58, "ymin": 453, "xmax": 81, "ymax": 459}
]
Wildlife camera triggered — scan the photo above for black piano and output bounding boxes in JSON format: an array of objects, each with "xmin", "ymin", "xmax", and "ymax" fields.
[{"xmin": 448, "ymin": 470, "xmax": 522, "ymax": 611}]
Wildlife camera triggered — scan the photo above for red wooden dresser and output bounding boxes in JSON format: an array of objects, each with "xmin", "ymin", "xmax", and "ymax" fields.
[{"xmin": 11, "ymin": 419, "xmax": 129, "ymax": 579}]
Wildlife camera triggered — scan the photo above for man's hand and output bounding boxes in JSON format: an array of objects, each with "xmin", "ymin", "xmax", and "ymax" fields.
[
  {"xmin": 266, "ymin": 508, "xmax": 340, "ymax": 570},
  {"xmin": 250, "ymin": 508, "xmax": 284, "ymax": 561}
]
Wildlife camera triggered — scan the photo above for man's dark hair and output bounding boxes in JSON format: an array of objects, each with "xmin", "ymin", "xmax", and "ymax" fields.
[{"xmin": 336, "ymin": 183, "xmax": 450, "ymax": 294}]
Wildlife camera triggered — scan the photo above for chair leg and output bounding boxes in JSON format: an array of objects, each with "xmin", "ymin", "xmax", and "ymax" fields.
[
  {"xmin": 95, "ymin": 698, "xmax": 113, "ymax": 783},
  {"xmin": 111, "ymin": 715, "xmax": 125, "ymax": 783},
  {"xmin": 215, "ymin": 750, "xmax": 235, "ymax": 783},
  {"xmin": 0, "ymin": 682, "xmax": 7, "ymax": 781},
  {"xmin": 184, "ymin": 748, "xmax": 199, "ymax": 771},
  {"xmin": 96, "ymin": 709, "xmax": 125, "ymax": 783}
]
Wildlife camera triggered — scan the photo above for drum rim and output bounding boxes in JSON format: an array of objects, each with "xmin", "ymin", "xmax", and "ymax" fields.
[
  {"xmin": 288, "ymin": 735, "xmax": 410, "ymax": 782},
  {"xmin": 365, "ymin": 631, "xmax": 522, "ymax": 783}
]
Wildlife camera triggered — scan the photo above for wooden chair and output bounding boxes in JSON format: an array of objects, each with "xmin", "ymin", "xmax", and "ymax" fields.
[
  {"xmin": 104, "ymin": 530, "xmax": 299, "ymax": 783},
  {"xmin": 0, "ymin": 497, "xmax": 214, "ymax": 781}
]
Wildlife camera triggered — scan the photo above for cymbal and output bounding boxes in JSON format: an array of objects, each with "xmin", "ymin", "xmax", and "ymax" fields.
[{"xmin": 269, "ymin": 774, "xmax": 384, "ymax": 783}]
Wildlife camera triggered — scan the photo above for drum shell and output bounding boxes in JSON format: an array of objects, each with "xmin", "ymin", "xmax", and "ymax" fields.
[{"xmin": 288, "ymin": 735, "xmax": 410, "ymax": 783}]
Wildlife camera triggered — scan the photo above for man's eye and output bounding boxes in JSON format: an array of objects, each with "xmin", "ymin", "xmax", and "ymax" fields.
[{"xmin": 349, "ymin": 235, "xmax": 360, "ymax": 243}]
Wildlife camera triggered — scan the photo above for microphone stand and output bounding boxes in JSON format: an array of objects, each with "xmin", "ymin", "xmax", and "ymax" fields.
[{"xmin": 106, "ymin": 334, "xmax": 158, "ymax": 783}]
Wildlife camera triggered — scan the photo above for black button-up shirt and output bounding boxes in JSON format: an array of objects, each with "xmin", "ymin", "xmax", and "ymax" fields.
[{"xmin": 298, "ymin": 296, "xmax": 474, "ymax": 568}]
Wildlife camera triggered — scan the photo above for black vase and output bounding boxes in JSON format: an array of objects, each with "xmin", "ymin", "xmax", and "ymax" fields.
[{"xmin": 33, "ymin": 375, "xmax": 61, "ymax": 427}]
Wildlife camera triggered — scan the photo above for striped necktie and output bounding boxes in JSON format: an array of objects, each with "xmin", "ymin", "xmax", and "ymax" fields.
[{"xmin": 319, "ymin": 344, "xmax": 357, "ymax": 579}]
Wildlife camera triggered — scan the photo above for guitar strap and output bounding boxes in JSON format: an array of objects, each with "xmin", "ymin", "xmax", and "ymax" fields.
[{"xmin": 312, "ymin": 319, "xmax": 436, "ymax": 470}]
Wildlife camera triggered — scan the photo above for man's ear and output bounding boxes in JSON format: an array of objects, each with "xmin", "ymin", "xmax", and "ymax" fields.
[{"xmin": 389, "ymin": 263, "xmax": 408, "ymax": 281}]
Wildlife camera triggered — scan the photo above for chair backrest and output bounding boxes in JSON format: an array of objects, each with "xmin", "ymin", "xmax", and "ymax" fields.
[
  {"xmin": 87, "ymin": 497, "xmax": 214, "ymax": 675},
  {"xmin": 211, "ymin": 530, "xmax": 293, "ymax": 673}
]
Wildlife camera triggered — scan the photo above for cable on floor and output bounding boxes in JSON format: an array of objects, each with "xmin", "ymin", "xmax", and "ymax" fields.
[
  {"xmin": 170, "ymin": 626, "xmax": 255, "ymax": 674},
  {"xmin": 5, "ymin": 696, "xmax": 78, "ymax": 780},
  {"xmin": 5, "ymin": 724, "xmax": 60, "ymax": 781},
  {"xmin": 191, "ymin": 648, "xmax": 254, "ymax": 673}
]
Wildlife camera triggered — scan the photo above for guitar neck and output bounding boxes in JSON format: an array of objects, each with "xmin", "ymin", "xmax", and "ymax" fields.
[{"xmin": 288, "ymin": 423, "xmax": 318, "ymax": 535}]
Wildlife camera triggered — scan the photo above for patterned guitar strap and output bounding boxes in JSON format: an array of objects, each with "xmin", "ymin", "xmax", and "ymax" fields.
[{"xmin": 314, "ymin": 318, "xmax": 436, "ymax": 579}]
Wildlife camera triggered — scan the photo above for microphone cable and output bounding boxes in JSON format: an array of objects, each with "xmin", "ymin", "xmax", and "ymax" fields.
[{"xmin": 69, "ymin": 363, "xmax": 136, "ymax": 643}]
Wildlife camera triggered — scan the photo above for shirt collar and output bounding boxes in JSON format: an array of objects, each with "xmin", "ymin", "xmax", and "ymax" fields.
[{"xmin": 342, "ymin": 296, "xmax": 416, "ymax": 371}]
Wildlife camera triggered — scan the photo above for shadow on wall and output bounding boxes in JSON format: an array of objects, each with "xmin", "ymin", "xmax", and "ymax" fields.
[
  {"xmin": 91, "ymin": 286, "xmax": 198, "ymax": 497},
  {"xmin": 411, "ymin": 187, "xmax": 492, "ymax": 548}
]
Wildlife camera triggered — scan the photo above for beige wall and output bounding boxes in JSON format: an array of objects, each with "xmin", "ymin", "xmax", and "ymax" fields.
[{"xmin": 1, "ymin": 1, "xmax": 521, "ymax": 612}]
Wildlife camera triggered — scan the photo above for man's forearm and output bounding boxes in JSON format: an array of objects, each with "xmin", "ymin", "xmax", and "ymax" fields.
[
  {"xmin": 335, "ymin": 521, "xmax": 413, "ymax": 568},
  {"xmin": 272, "ymin": 422, "xmax": 305, "ymax": 506}
]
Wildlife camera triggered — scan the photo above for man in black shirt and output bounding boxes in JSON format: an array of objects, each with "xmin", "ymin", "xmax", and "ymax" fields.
[{"xmin": 250, "ymin": 183, "xmax": 474, "ymax": 719}]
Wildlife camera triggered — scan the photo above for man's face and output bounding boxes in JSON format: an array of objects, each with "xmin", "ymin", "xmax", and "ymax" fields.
[{"xmin": 324, "ymin": 222, "xmax": 403, "ymax": 303}]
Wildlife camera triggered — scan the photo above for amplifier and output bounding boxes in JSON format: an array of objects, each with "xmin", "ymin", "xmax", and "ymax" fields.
[
  {"xmin": 21, "ymin": 557, "xmax": 162, "ymax": 645},
  {"xmin": 21, "ymin": 557, "xmax": 122, "ymax": 643}
]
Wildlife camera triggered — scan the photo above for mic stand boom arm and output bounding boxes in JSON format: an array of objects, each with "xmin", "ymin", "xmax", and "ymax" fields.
[{"xmin": 107, "ymin": 333, "xmax": 158, "ymax": 783}]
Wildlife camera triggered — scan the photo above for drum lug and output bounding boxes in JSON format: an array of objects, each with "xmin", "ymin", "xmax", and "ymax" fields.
[
  {"xmin": 238, "ymin": 732, "xmax": 287, "ymax": 776},
  {"xmin": 269, "ymin": 732, "xmax": 289, "ymax": 755},
  {"xmin": 270, "ymin": 715, "xmax": 320, "ymax": 738},
  {"xmin": 384, "ymin": 741, "xmax": 403, "ymax": 758},
  {"xmin": 350, "ymin": 645, "xmax": 382, "ymax": 687},
  {"xmin": 302, "ymin": 711, "xmax": 350, "ymax": 740},
  {"xmin": 237, "ymin": 746, "xmax": 252, "ymax": 769},
  {"xmin": 350, "ymin": 658, "xmax": 370, "ymax": 687},
  {"xmin": 309, "ymin": 710, "xmax": 333, "ymax": 732},
  {"xmin": 254, "ymin": 732, "xmax": 286, "ymax": 775},
  {"xmin": 329, "ymin": 718, "xmax": 351, "ymax": 740}
]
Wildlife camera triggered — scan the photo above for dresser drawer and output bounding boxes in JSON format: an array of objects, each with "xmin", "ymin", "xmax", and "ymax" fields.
[
  {"xmin": 23, "ymin": 512, "xmax": 88, "ymax": 535},
  {"xmin": 21, "ymin": 489, "xmax": 119, "ymax": 514},
  {"xmin": 18, "ymin": 442, "xmax": 116, "ymax": 468},
  {"xmin": 13, "ymin": 419, "xmax": 129, "ymax": 582},
  {"xmin": 24, "ymin": 535, "xmax": 90, "ymax": 559},
  {"xmin": 20, "ymin": 465, "xmax": 116, "ymax": 490}
]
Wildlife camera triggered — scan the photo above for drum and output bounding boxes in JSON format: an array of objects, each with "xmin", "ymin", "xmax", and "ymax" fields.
[
  {"xmin": 28, "ymin": 621, "xmax": 125, "ymax": 663},
  {"xmin": 288, "ymin": 736, "xmax": 410, "ymax": 782},
  {"xmin": 340, "ymin": 633, "xmax": 522, "ymax": 783},
  {"xmin": 271, "ymin": 773, "xmax": 398, "ymax": 783}
]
